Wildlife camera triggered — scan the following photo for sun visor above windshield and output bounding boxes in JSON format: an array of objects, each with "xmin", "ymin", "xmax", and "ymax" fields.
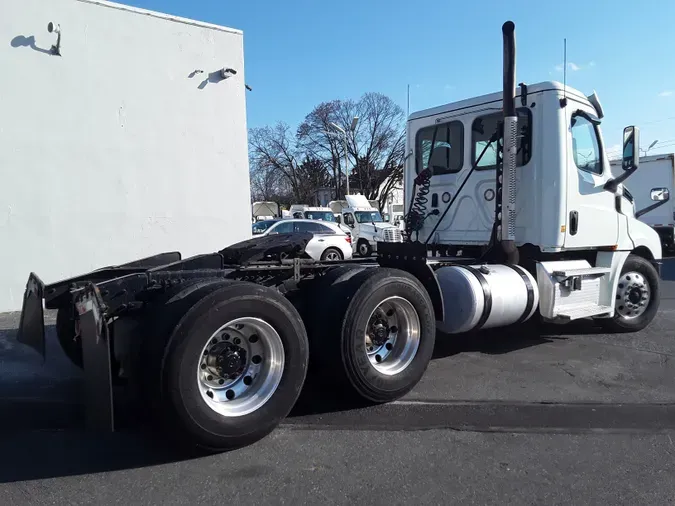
[{"xmin": 345, "ymin": 194, "xmax": 372, "ymax": 208}]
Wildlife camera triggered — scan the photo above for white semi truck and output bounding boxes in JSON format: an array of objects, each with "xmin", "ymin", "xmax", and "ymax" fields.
[
  {"xmin": 16, "ymin": 20, "xmax": 666, "ymax": 455},
  {"xmin": 330, "ymin": 196, "xmax": 403, "ymax": 256},
  {"xmin": 610, "ymin": 154, "xmax": 675, "ymax": 252}
]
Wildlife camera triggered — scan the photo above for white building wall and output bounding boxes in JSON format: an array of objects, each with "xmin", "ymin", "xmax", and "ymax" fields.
[{"xmin": 0, "ymin": 0, "xmax": 251, "ymax": 311}]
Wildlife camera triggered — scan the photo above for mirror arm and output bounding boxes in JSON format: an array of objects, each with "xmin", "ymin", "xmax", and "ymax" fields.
[
  {"xmin": 636, "ymin": 196, "xmax": 670, "ymax": 219},
  {"xmin": 604, "ymin": 167, "xmax": 637, "ymax": 193}
]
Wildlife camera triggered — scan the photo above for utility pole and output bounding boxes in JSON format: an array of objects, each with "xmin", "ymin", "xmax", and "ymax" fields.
[{"xmin": 330, "ymin": 116, "xmax": 359, "ymax": 197}]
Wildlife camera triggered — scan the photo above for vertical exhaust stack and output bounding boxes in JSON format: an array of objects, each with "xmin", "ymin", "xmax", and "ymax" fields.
[{"xmin": 501, "ymin": 21, "xmax": 519, "ymax": 264}]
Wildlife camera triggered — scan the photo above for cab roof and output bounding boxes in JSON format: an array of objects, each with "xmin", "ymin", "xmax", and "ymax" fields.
[{"xmin": 408, "ymin": 81, "xmax": 589, "ymax": 121}]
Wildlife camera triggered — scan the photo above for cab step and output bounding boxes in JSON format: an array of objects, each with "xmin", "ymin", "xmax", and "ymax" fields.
[
  {"xmin": 536, "ymin": 260, "xmax": 614, "ymax": 321},
  {"xmin": 556, "ymin": 304, "xmax": 613, "ymax": 321},
  {"xmin": 552, "ymin": 267, "xmax": 610, "ymax": 279}
]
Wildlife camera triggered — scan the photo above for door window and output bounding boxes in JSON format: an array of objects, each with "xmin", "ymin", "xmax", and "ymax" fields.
[
  {"xmin": 571, "ymin": 114, "xmax": 602, "ymax": 175},
  {"xmin": 472, "ymin": 108, "xmax": 532, "ymax": 170},
  {"xmin": 415, "ymin": 121, "xmax": 464, "ymax": 175},
  {"xmin": 295, "ymin": 222, "xmax": 331, "ymax": 233},
  {"xmin": 268, "ymin": 221, "xmax": 294, "ymax": 234},
  {"xmin": 313, "ymin": 223, "xmax": 335, "ymax": 234}
]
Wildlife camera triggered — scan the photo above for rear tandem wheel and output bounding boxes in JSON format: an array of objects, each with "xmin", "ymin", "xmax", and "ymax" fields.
[
  {"xmin": 307, "ymin": 267, "xmax": 436, "ymax": 403},
  {"xmin": 139, "ymin": 280, "xmax": 309, "ymax": 452}
]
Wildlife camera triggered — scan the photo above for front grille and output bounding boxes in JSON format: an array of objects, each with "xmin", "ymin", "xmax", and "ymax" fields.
[{"xmin": 383, "ymin": 228, "xmax": 403, "ymax": 243}]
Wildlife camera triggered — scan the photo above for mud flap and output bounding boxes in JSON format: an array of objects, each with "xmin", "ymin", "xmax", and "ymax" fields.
[
  {"xmin": 17, "ymin": 273, "xmax": 46, "ymax": 361},
  {"xmin": 76, "ymin": 284, "xmax": 115, "ymax": 432}
]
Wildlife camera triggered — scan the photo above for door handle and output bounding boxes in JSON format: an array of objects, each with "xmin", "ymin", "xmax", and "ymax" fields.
[{"xmin": 569, "ymin": 211, "xmax": 579, "ymax": 235}]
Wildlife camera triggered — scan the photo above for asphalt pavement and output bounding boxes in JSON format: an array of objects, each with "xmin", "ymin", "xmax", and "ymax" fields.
[{"xmin": 1, "ymin": 260, "xmax": 675, "ymax": 504}]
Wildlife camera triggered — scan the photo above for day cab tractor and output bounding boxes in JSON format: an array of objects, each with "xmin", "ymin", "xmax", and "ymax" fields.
[{"xmin": 16, "ymin": 21, "xmax": 666, "ymax": 452}]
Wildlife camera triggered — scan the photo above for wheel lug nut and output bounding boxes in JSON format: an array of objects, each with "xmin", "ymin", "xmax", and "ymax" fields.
[
  {"xmin": 211, "ymin": 338, "xmax": 218, "ymax": 345},
  {"xmin": 223, "ymin": 333, "xmax": 230, "ymax": 340},
  {"xmin": 234, "ymin": 337, "xmax": 241, "ymax": 345},
  {"xmin": 200, "ymin": 363, "xmax": 206, "ymax": 370},
  {"xmin": 218, "ymin": 379, "xmax": 225, "ymax": 385},
  {"xmin": 207, "ymin": 375, "xmax": 213, "ymax": 381}
]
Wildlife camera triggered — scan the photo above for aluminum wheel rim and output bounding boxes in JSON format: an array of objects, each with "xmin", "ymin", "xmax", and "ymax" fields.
[
  {"xmin": 197, "ymin": 317, "xmax": 285, "ymax": 417},
  {"xmin": 359, "ymin": 243, "xmax": 369, "ymax": 256},
  {"xmin": 324, "ymin": 250, "xmax": 341, "ymax": 261},
  {"xmin": 365, "ymin": 296, "xmax": 420, "ymax": 375},
  {"xmin": 616, "ymin": 271, "xmax": 651, "ymax": 319}
]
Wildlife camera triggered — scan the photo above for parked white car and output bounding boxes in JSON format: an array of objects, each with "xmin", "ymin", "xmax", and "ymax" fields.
[{"xmin": 251, "ymin": 219, "xmax": 353, "ymax": 261}]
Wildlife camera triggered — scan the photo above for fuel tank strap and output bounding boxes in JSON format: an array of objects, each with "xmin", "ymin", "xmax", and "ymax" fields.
[
  {"xmin": 462, "ymin": 266, "xmax": 492, "ymax": 330},
  {"xmin": 504, "ymin": 264, "xmax": 536, "ymax": 324}
]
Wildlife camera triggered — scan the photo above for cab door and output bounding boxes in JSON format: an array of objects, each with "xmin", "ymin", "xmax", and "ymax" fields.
[{"xmin": 563, "ymin": 107, "xmax": 618, "ymax": 248}]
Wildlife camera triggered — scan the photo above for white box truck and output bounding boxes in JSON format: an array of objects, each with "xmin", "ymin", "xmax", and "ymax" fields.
[
  {"xmin": 14, "ymin": 19, "xmax": 665, "ymax": 454},
  {"xmin": 610, "ymin": 154, "xmax": 675, "ymax": 252},
  {"xmin": 0, "ymin": 0, "xmax": 251, "ymax": 312}
]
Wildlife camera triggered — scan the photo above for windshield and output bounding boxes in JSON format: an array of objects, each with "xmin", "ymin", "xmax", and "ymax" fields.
[
  {"xmin": 252, "ymin": 220, "xmax": 277, "ymax": 234},
  {"xmin": 304, "ymin": 211, "xmax": 335, "ymax": 222},
  {"xmin": 354, "ymin": 211, "xmax": 384, "ymax": 223}
]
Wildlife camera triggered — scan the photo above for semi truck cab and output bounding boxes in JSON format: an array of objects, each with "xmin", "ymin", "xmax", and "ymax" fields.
[
  {"xmin": 339, "ymin": 195, "xmax": 403, "ymax": 256},
  {"xmin": 405, "ymin": 81, "xmax": 662, "ymax": 260}
]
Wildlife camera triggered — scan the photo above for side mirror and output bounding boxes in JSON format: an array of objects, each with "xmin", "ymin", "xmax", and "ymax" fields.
[
  {"xmin": 651, "ymin": 187, "xmax": 670, "ymax": 202},
  {"xmin": 605, "ymin": 126, "xmax": 641, "ymax": 193},
  {"xmin": 622, "ymin": 126, "xmax": 640, "ymax": 171},
  {"xmin": 335, "ymin": 216, "xmax": 341, "ymax": 224},
  {"xmin": 636, "ymin": 187, "xmax": 670, "ymax": 218}
]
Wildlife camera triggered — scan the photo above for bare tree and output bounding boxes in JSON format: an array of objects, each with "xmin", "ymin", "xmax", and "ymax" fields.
[
  {"xmin": 296, "ymin": 93, "xmax": 405, "ymax": 204},
  {"xmin": 249, "ymin": 122, "xmax": 304, "ymax": 202},
  {"xmin": 296, "ymin": 156, "xmax": 331, "ymax": 204},
  {"xmin": 296, "ymin": 100, "xmax": 348, "ymax": 198},
  {"xmin": 250, "ymin": 93, "xmax": 405, "ymax": 208},
  {"xmin": 352, "ymin": 93, "xmax": 405, "ymax": 207}
]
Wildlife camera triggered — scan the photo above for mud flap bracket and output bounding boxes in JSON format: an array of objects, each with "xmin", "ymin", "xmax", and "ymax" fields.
[{"xmin": 75, "ymin": 283, "xmax": 115, "ymax": 432}]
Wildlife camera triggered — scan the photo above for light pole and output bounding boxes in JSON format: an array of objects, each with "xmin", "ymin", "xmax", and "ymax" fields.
[
  {"xmin": 330, "ymin": 117, "xmax": 359, "ymax": 196},
  {"xmin": 640, "ymin": 139, "xmax": 659, "ymax": 157}
]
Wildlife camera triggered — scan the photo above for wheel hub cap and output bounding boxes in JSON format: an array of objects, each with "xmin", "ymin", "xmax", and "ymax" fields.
[
  {"xmin": 364, "ymin": 296, "xmax": 421, "ymax": 376},
  {"xmin": 615, "ymin": 271, "xmax": 651, "ymax": 319},
  {"xmin": 197, "ymin": 317, "xmax": 285, "ymax": 417},
  {"xmin": 370, "ymin": 321, "xmax": 389, "ymax": 346},
  {"xmin": 628, "ymin": 288, "xmax": 642, "ymax": 304},
  {"xmin": 210, "ymin": 343, "xmax": 247, "ymax": 377}
]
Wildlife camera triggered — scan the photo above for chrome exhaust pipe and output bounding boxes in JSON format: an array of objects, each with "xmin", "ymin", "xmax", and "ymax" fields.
[{"xmin": 501, "ymin": 21, "xmax": 519, "ymax": 264}]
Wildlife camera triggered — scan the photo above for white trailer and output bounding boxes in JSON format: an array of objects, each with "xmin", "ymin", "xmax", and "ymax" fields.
[
  {"xmin": 610, "ymin": 154, "xmax": 675, "ymax": 251},
  {"xmin": 14, "ymin": 20, "xmax": 665, "ymax": 455},
  {"xmin": 0, "ymin": 0, "xmax": 251, "ymax": 312}
]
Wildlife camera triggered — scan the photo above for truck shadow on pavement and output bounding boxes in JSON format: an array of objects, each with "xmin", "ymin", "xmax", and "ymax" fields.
[{"xmin": 0, "ymin": 311, "xmax": 668, "ymax": 483}]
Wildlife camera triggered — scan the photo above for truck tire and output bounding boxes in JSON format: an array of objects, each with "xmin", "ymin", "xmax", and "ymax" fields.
[
  {"xmin": 357, "ymin": 239, "xmax": 372, "ymax": 257},
  {"xmin": 142, "ymin": 280, "xmax": 308, "ymax": 452},
  {"xmin": 600, "ymin": 254, "xmax": 660, "ymax": 333},
  {"xmin": 310, "ymin": 267, "xmax": 435, "ymax": 403}
]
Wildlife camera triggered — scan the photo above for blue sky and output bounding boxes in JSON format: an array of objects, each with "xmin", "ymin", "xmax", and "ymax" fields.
[{"xmin": 121, "ymin": 0, "xmax": 675, "ymax": 157}]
